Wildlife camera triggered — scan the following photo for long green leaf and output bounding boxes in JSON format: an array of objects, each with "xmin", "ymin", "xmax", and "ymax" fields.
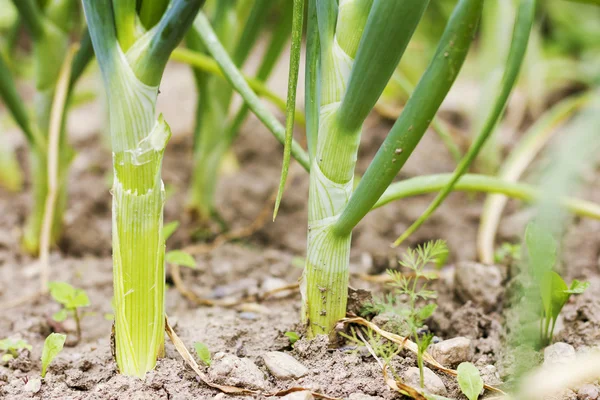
[
  {"xmin": 133, "ymin": 0, "xmax": 205, "ymax": 86},
  {"xmin": 316, "ymin": 0, "xmax": 337, "ymax": 57},
  {"xmin": 81, "ymin": 0, "xmax": 119, "ymax": 75},
  {"xmin": 232, "ymin": 0, "xmax": 270, "ymax": 67},
  {"xmin": 10, "ymin": 0, "xmax": 44, "ymax": 40},
  {"xmin": 392, "ymin": 0, "xmax": 536, "ymax": 247},
  {"xmin": 170, "ymin": 48, "xmax": 305, "ymax": 128},
  {"xmin": 273, "ymin": 0, "xmax": 304, "ymax": 220},
  {"xmin": 372, "ymin": 174, "xmax": 600, "ymax": 221},
  {"xmin": 225, "ymin": 0, "xmax": 294, "ymax": 145},
  {"xmin": 0, "ymin": 52, "xmax": 40, "ymax": 147},
  {"xmin": 193, "ymin": 13, "xmax": 310, "ymax": 172},
  {"xmin": 337, "ymin": 0, "xmax": 430, "ymax": 133},
  {"xmin": 69, "ymin": 29, "xmax": 95, "ymax": 91},
  {"xmin": 563, "ymin": 0, "xmax": 600, "ymax": 4},
  {"xmin": 112, "ymin": 0, "xmax": 137, "ymax": 50},
  {"xmin": 333, "ymin": 0, "xmax": 483, "ymax": 236},
  {"xmin": 138, "ymin": 0, "xmax": 170, "ymax": 30},
  {"xmin": 477, "ymin": 92, "xmax": 591, "ymax": 263},
  {"xmin": 305, "ymin": 0, "xmax": 319, "ymax": 161}
]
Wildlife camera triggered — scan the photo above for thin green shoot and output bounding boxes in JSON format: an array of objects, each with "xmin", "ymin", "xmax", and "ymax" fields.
[
  {"xmin": 41, "ymin": 332, "xmax": 66, "ymax": 378},
  {"xmin": 169, "ymin": 48, "xmax": 305, "ymax": 126},
  {"xmin": 48, "ymin": 281, "xmax": 90, "ymax": 344},
  {"xmin": 373, "ymin": 173, "xmax": 600, "ymax": 221},
  {"xmin": 477, "ymin": 92, "xmax": 592, "ymax": 264},
  {"xmin": 191, "ymin": 12, "xmax": 311, "ymax": 172},
  {"xmin": 392, "ymin": 0, "xmax": 537, "ymax": 247},
  {"xmin": 273, "ymin": 0, "xmax": 304, "ymax": 220}
]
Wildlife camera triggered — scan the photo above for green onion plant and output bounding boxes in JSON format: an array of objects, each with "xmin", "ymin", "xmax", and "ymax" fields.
[
  {"xmin": 271, "ymin": 0, "xmax": 537, "ymax": 336},
  {"xmin": 277, "ymin": 0, "xmax": 484, "ymax": 336},
  {"xmin": 0, "ymin": 0, "xmax": 92, "ymax": 254},
  {"xmin": 185, "ymin": 0, "xmax": 294, "ymax": 223},
  {"xmin": 169, "ymin": 0, "xmax": 597, "ymax": 342},
  {"xmin": 82, "ymin": 0, "xmax": 204, "ymax": 377}
]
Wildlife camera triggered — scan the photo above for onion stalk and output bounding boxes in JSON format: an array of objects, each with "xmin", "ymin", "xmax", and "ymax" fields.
[
  {"xmin": 1, "ymin": 0, "xmax": 92, "ymax": 254},
  {"xmin": 186, "ymin": 0, "xmax": 293, "ymax": 222},
  {"xmin": 82, "ymin": 0, "xmax": 203, "ymax": 377}
]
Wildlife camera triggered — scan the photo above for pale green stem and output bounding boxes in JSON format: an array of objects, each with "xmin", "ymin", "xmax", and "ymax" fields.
[
  {"xmin": 188, "ymin": 92, "xmax": 228, "ymax": 219},
  {"xmin": 0, "ymin": 145, "xmax": 23, "ymax": 192},
  {"xmin": 302, "ymin": 0, "xmax": 369, "ymax": 336},
  {"xmin": 108, "ymin": 50, "xmax": 168, "ymax": 378}
]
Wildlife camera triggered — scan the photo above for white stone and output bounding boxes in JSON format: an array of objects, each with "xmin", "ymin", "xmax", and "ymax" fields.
[
  {"xmin": 209, "ymin": 352, "xmax": 267, "ymax": 390},
  {"xmin": 578, "ymin": 384, "xmax": 600, "ymax": 400},
  {"xmin": 263, "ymin": 351, "xmax": 309, "ymax": 380},
  {"xmin": 281, "ymin": 391, "xmax": 314, "ymax": 400},
  {"xmin": 430, "ymin": 337, "xmax": 473, "ymax": 366},
  {"xmin": 403, "ymin": 367, "xmax": 447, "ymax": 396},
  {"xmin": 544, "ymin": 343, "xmax": 576, "ymax": 367}
]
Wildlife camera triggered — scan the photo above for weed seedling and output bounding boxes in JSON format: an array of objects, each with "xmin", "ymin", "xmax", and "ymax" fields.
[
  {"xmin": 0, "ymin": 338, "xmax": 32, "ymax": 362},
  {"xmin": 41, "ymin": 333, "xmax": 66, "ymax": 378},
  {"xmin": 365, "ymin": 240, "xmax": 448, "ymax": 388},
  {"xmin": 284, "ymin": 331, "xmax": 300, "ymax": 347},
  {"xmin": 48, "ymin": 281, "xmax": 90, "ymax": 344},
  {"xmin": 341, "ymin": 327, "xmax": 401, "ymax": 370},
  {"xmin": 194, "ymin": 342, "xmax": 211, "ymax": 367},
  {"xmin": 457, "ymin": 362, "xmax": 484, "ymax": 400},
  {"xmin": 494, "ymin": 242, "xmax": 522, "ymax": 265},
  {"xmin": 525, "ymin": 222, "xmax": 589, "ymax": 346}
]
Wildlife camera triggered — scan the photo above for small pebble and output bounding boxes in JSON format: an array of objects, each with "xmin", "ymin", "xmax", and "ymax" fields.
[
  {"xmin": 544, "ymin": 342, "xmax": 576, "ymax": 367},
  {"xmin": 263, "ymin": 351, "xmax": 309, "ymax": 380},
  {"xmin": 578, "ymin": 384, "xmax": 599, "ymax": 400},
  {"xmin": 261, "ymin": 277, "xmax": 290, "ymax": 298},
  {"xmin": 238, "ymin": 312, "xmax": 257, "ymax": 320},
  {"xmin": 281, "ymin": 391, "xmax": 314, "ymax": 400},
  {"xmin": 430, "ymin": 337, "xmax": 473, "ymax": 366},
  {"xmin": 403, "ymin": 367, "xmax": 447, "ymax": 396}
]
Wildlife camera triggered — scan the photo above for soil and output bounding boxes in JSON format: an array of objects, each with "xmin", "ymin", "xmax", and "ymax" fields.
[{"xmin": 1, "ymin": 62, "xmax": 599, "ymax": 400}]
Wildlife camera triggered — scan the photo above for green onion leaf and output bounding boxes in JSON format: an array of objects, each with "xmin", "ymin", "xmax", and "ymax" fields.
[
  {"xmin": 273, "ymin": 0, "xmax": 304, "ymax": 220},
  {"xmin": 392, "ymin": 0, "xmax": 537, "ymax": 247},
  {"xmin": 192, "ymin": 13, "xmax": 310, "ymax": 172},
  {"xmin": 333, "ymin": 0, "xmax": 484, "ymax": 236},
  {"xmin": 338, "ymin": 0, "xmax": 430, "ymax": 133}
]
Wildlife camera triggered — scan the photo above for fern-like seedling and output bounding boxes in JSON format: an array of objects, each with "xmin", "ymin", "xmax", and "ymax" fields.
[{"xmin": 365, "ymin": 240, "xmax": 448, "ymax": 389}]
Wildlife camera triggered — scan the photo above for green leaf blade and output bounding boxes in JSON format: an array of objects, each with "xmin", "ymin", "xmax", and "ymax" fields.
[
  {"xmin": 457, "ymin": 362, "xmax": 483, "ymax": 400},
  {"xmin": 333, "ymin": 0, "xmax": 484, "ymax": 236},
  {"xmin": 194, "ymin": 342, "xmax": 211, "ymax": 366},
  {"xmin": 41, "ymin": 333, "xmax": 66, "ymax": 378},
  {"xmin": 165, "ymin": 250, "xmax": 196, "ymax": 268},
  {"xmin": 338, "ymin": 0, "xmax": 429, "ymax": 133},
  {"xmin": 391, "ymin": 0, "xmax": 537, "ymax": 247},
  {"xmin": 273, "ymin": 0, "xmax": 304, "ymax": 221},
  {"xmin": 162, "ymin": 220, "xmax": 180, "ymax": 242},
  {"xmin": 565, "ymin": 280, "xmax": 590, "ymax": 294}
]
